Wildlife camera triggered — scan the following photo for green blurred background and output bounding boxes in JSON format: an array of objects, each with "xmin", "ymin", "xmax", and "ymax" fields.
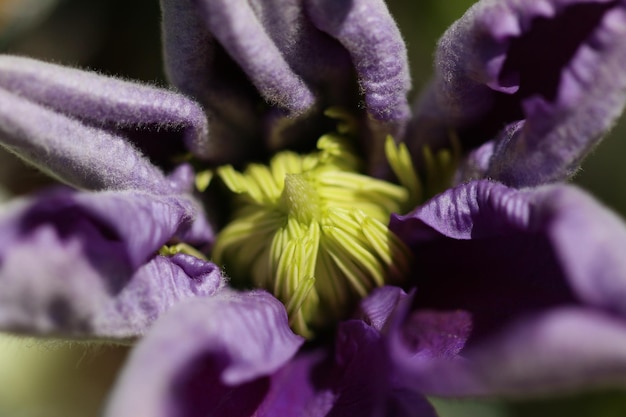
[{"xmin": 0, "ymin": 0, "xmax": 624, "ymax": 415}]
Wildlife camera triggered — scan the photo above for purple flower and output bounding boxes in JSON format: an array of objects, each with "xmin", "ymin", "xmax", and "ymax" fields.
[
  {"xmin": 0, "ymin": 56, "xmax": 224, "ymax": 338},
  {"xmin": 1, "ymin": 0, "xmax": 626, "ymax": 416}
]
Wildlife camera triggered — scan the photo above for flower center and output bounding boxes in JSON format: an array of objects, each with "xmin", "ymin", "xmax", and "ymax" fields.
[
  {"xmin": 212, "ymin": 132, "xmax": 421, "ymax": 337},
  {"xmin": 281, "ymin": 173, "xmax": 320, "ymax": 223}
]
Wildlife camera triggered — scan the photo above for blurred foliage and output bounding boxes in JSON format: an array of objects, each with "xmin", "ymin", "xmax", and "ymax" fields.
[
  {"xmin": 430, "ymin": 389, "xmax": 626, "ymax": 417},
  {"xmin": 0, "ymin": 335, "xmax": 129, "ymax": 417}
]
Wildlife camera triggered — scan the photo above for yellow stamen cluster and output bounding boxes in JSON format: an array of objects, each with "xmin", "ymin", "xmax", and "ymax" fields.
[{"xmin": 212, "ymin": 134, "xmax": 414, "ymax": 337}]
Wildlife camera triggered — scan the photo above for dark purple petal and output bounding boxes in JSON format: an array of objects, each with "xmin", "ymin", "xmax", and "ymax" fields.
[
  {"xmin": 0, "ymin": 188, "xmax": 218, "ymax": 338},
  {"xmin": 358, "ymin": 285, "xmax": 408, "ymax": 332},
  {"xmin": 326, "ymin": 320, "xmax": 390, "ymax": 417},
  {"xmin": 0, "ymin": 56, "xmax": 210, "ymax": 190},
  {"xmin": 389, "ymin": 180, "xmax": 626, "ymax": 394},
  {"xmin": 389, "ymin": 181, "xmax": 578, "ymax": 343},
  {"xmin": 409, "ymin": 0, "xmax": 626, "ymax": 187},
  {"xmin": 400, "ymin": 310, "xmax": 473, "ymax": 361},
  {"xmin": 391, "ymin": 180, "xmax": 533, "ymax": 241},
  {"xmin": 254, "ymin": 350, "xmax": 330, "ymax": 417},
  {"xmin": 104, "ymin": 291, "xmax": 304, "ymax": 417},
  {"xmin": 260, "ymin": 320, "xmax": 432, "ymax": 417}
]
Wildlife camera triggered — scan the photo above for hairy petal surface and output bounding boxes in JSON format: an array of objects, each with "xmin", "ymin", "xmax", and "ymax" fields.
[
  {"xmin": 409, "ymin": 0, "xmax": 626, "ymax": 187},
  {"xmin": 104, "ymin": 291, "xmax": 304, "ymax": 417},
  {"xmin": 305, "ymin": 0, "xmax": 411, "ymax": 122},
  {"xmin": 161, "ymin": 0, "xmax": 411, "ymax": 162},
  {"xmin": 0, "ymin": 188, "xmax": 218, "ymax": 338},
  {"xmin": 389, "ymin": 180, "xmax": 626, "ymax": 395},
  {"xmin": 0, "ymin": 55, "xmax": 210, "ymax": 190}
]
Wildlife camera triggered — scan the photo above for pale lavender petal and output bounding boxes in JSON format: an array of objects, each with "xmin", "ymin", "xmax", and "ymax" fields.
[
  {"xmin": 160, "ymin": 0, "xmax": 216, "ymax": 112},
  {"xmin": 396, "ymin": 308, "xmax": 626, "ymax": 396},
  {"xmin": 305, "ymin": 0, "xmax": 411, "ymax": 122},
  {"xmin": 95, "ymin": 254, "xmax": 224, "ymax": 339},
  {"xmin": 410, "ymin": 0, "xmax": 626, "ymax": 187},
  {"xmin": 161, "ymin": 0, "xmax": 410, "ymax": 163},
  {"xmin": 0, "ymin": 188, "xmax": 218, "ymax": 337},
  {"xmin": 0, "ymin": 56, "xmax": 210, "ymax": 190},
  {"xmin": 104, "ymin": 291, "xmax": 303, "ymax": 417},
  {"xmin": 195, "ymin": 0, "xmax": 315, "ymax": 115},
  {"xmin": 0, "ymin": 250, "xmax": 223, "ymax": 339},
  {"xmin": 463, "ymin": 308, "xmax": 626, "ymax": 394},
  {"xmin": 161, "ymin": 0, "xmax": 309, "ymax": 162},
  {"xmin": 389, "ymin": 180, "xmax": 626, "ymax": 394}
]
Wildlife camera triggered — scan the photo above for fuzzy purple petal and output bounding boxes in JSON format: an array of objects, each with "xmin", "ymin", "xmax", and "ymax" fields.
[
  {"xmin": 410, "ymin": 0, "xmax": 626, "ymax": 187},
  {"xmin": 194, "ymin": 0, "xmax": 316, "ymax": 115},
  {"xmin": 0, "ymin": 56, "xmax": 210, "ymax": 190},
  {"xmin": 305, "ymin": 0, "xmax": 411, "ymax": 122},
  {"xmin": 389, "ymin": 180, "xmax": 626, "ymax": 395},
  {"xmin": 0, "ymin": 188, "xmax": 218, "ymax": 338},
  {"xmin": 161, "ymin": 0, "xmax": 410, "ymax": 163},
  {"xmin": 104, "ymin": 291, "xmax": 303, "ymax": 417}
]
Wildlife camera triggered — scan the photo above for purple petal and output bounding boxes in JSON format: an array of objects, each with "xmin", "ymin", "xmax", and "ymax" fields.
[
  {"xmin": 161, "ymin": 0, "xmax": 316, "ymax": 162},
  {"xmin": 104, "ymin": 291, "xmax": 303, "ymax": 417},
  {"xmin": 260, "ymin": 320, "xmax": 428, "ymax": 417},
  {"xmin": 397, "ymin": 308, "xmax": 626, "ymax": 396},
  {"xmin": 253, "ymin": 350, "xmax": 329, "ymax": 417},
  {"xmin": 389, "ymin": 180, "xmax": 626, "ymax": 394},
  {"xmin": 161, "ymin": 0, "xmax": 410, "ymax": 163},
  {"xmin": 305, "ymin": 0, "xmax": 411, "ymax": 122},
  {"xmin": 0, "ymin": 56, "xmax": 210, "ymax": 190},
  {"xmin": 193, "ymin": 0, "xmax": 316, "ymax": 115},
  {"xmin": 1, "ymin": 188, "xmax": 210, "ymax": 266},
  {"xmin": 358, "ymin": 285, "xmax": 408, "ymax": 332},
  {"xmin": 410, "ymin": 0, "xmax": 626, "ymax": 187},
  {"xmin": 94, "ymin": 254, "xmax": 224, "ymax": 338},
  {"xmin": 389, "ymin": 181, "xmax": 578, "ymax": 343},
  {"xmin": 327, "ymin": 320, "xmax": 390, "ymax": 417},
  {"xmin": 400, "ymin": 310, "xmax": 473, "ymax": 361},
  {"xmin": 391, "ymin": 180, "xmax": 533, "ymax": 241},
  {"xmin": 0, "ymin": 188, "xmax": 218, "ymax": 337}
]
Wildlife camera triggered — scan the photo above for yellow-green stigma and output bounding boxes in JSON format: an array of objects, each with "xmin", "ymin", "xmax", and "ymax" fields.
[{"xmin": 212, "ymin": 134, "xmax": 420, "ymax": 338}]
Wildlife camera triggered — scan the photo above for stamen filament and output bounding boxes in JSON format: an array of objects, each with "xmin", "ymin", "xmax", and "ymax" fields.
[{"xmin": 213, "ymin": 135, "xmax": 417, "ymax": 336}]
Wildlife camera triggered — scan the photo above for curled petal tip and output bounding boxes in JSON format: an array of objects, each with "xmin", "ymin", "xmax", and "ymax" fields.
[
  {"xmin": 306, "ymin": 0, "xmax": 412, "ymax": 122},
  {"xmin": 413, "ymin": 0, "xmax": 626, "ymax": 187},
  {"xmin": 0, "ymin": 56, "xmax": 211, "ymax": 191}
]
